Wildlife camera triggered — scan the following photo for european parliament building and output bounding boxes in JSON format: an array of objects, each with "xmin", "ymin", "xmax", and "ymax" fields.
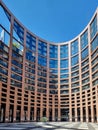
[{"xmin": 0, "ymin": 0, "xmax": 98, "ymax": 123}]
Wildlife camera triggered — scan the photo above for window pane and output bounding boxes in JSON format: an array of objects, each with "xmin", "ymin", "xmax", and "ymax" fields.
[
  {"xmin": 49, "ymin": 45, "xmax": 58, "ymax": 58},
  {"xmin": 49, "ymin": 59, "xmax": 58, "ymax": 68},
  {"xmin": 90, "ymin": 16, "xmax": 97, "ymax": 40},
  {"xmin": 60, "ymin": 59, "xmax": 68, "ymax": 68},
  {"xmin": 71, "ymin": 39, "xmax": 78, "ymax": 56},
  {"xmin": 81, "ymin": 47, "xmax": 88, "ymax": 60},
  {"xmin": 38, "ymin": 40, "xmax": 47, "ymax": 56},
  {"xmin": 38, "ymin": 56, "xmax": 47, "ymax": 67},
  {"xmin": 71, "ymin": 55, "xmax": 79, "ymax": 66},
  {"xmin": 81, "ymin": 30, "xmax": 88, "ymax": 49},
  {"xmin": 60, "ymin": 45, "xmax": 68, "ymax": 58},
  {"xmin": 26, "ymin": 32, "xmax": 36, "ymax": 51},
  {"xmin": 0, "ymin": 5, "xmax": 11, "ymax": 32},
  {"xmin": 91, "ymin": 36, "xmax": 98, "ymax": 52},
  {"xmin": 13, "ymin": 20, "xmax": 24, "ymax": 44}
]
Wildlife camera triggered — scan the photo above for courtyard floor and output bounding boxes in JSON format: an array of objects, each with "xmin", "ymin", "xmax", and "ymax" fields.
[{"xmin": 0, "ymin": 122, "xmax": 98, "ymax": 130}]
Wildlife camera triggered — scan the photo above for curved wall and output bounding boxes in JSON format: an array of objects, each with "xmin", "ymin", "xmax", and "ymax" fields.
[{"xmin": 0, "ymin": 0, "xmax": 98, "ymax": 122}]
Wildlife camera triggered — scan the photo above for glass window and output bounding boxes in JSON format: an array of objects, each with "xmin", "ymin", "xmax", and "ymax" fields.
[
  {"xmin": 71, "ymin": 39, "xmax": 78, "ymax": 56},
  {"xmin": 12, "ymin": 51, "xmax": 23, "ymax": 62},
  {"xmin": 82, "ymin": 78, "xmax": 89, "ymax": 84},
  {"xmin": 11, "ymin": 66, "xmax": 22, "ymax": 75},
  {"xmin": 81, "ymin": 59, "xmax": 89, "ymax": 67},
  {"xmin": 0, "ymin": 74, "xmax": 7, "ymax": 83},
  {"xmin": 49, "ymin": 69, "xmax": 58, "ymax": 74},
  {"xmin": 60, "ymin": 74, "xmax": 69, "ymax": 78},
  {"xmin": 0, "ymin": 5, "xmax": 11, "ymax": 32},
  {"xmin": 0, "ymin": 58, "xmax": 8, "ymax": 68},
  {"xmin": 26, "ymin": 32, "xmax": 36, "ymax": 51},
  {"xmin": 72, "ymin": 88, "xmax": 79, "ymax": 93},
  {"xmin": 0, "ymin": 26, "xmax": 10, "ymax": 46},
  {"xmin": 71, "ymin": 77, "xmax": 79, "ymax": 82},
  {"xmin": 80, "ymin": 30, "xmax": 88, "ymax": 49},
  {"xmin": 71, "ymin": 82, "xmax": 79, "ymax": 88},
  {"xmin": 91, "ymin": 57, "xmax": 98, "ymax": 66},
  {"xmin": 90, "ymin": 16, "xmax": 97, "ymax": 40},
  {"xmin": 60, "ymin": 79, "xmax": 69, "ymax": 84},
  {"xmin": 50, "ymin": 90, "xmax": 57, "ymax": 94},
  {"xmin": 92, "ymin": 79, "xmax": 98, "ymax": 86},
  {"xmin": 71, "ymin": 71, "xmax": 79, "ymax": 77},
  {"xmin": 82, "ymin": 84, "xmax": 90, "ymax": 90},
  {"xmin": 91, "ymin": 49, "xmax": 98, "ymax": 59},
  {"xmin": 13, "ymin": 20, "xmax": 24, "ymax": 44},
  {"xmin": 82, "ymin": 71, "xmax": 89, "ymax": 78},
  {"xmin": 60, "ymin": 69, "xmax": 69, "ymax": 74},
  {"xmin": 49, "ymin": 85, "xmax": 57, "ymax": 89},
  {"xmin": 12, "ymin": 60, "xmax": 23, "ymax": 69},
  {"xmin": 60, "ymin": 90, "xmax": 69, "ymax": 94},
  {"xmin": 49, "ymin": 45, "xmax": 58, "ymax": 58},
  {"xmin": 11, "ymin": 79, "xmax": 22, "ymax": 88},
  {"xmin": 49, "ymin": 59, "xmax": 58, "ymax": 68},
  {"xmin": 91, "ymin": 36, "xmax": 98, "ymax": 52},
  {"xmin": 26, "ymin": 50, "xmax": 35, "ymax": 63},
  {"xmin": 92, "ymin": 64, "xmax": 98, "ymax": 72},
  {"xmin": 60, "ymin": 45, "xmax": 68, "ymax": 58},
  {"xmin": 38, "ymin": 56, "xmax": 47, "ymax": 67},
  {"xmin": 82, "ymin": 65, "xmax": 89, "ymax": 72},
  {"xmin": 92, "ymin": 72, "xmax": 98, "ymax": 79},
  {"xmin": 38, "ymin": 40, "xmax": 47, "ymax": 56},
  {"xmin": 60, "ymin": 85, "xmax": 69, "ymax": 89},
  {"xmin": 11, "ymin": 73, "xmax": 22, "ymax": 81},
  {"xmin": 12, "ymin": 38, "xmax": 24, "ymax": 55},
  {"xmin": 71, "ymin": 65, "xmax": 79, "ymax": 72},
  {"xmin": 71, "ymin": 55, "xmax": 79, "ymax": 66},
  {"xmin": 49, "ymin": 79, "xmax": 58, "ymax": 84},
  {"xmin": 0, "ymin": 66, "xmax": 8, "ymax": 75},
  {"xmin": 81, "ymin": 47, "xmax": 88, "ymax": 60},
  {"xmin": 60, "ymin": 59, "xmax": 68, "ymax": 68}
]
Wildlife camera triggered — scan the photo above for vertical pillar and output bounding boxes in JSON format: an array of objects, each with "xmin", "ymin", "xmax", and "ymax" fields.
[
  {"xmin": 88, "ymin": 24, "xmax": 94, "ymax": 123},
  {"xmin": 95, "ymin": 86, "xmax": 98, "ymax": 123},
  {"xmin": 34, "ymin": 38, "xmax": 38, "ymax": 121},
  {"xmin": 96, "ymin": 4, "xmax": 98, "ymax": 124},
  {"xmin": 58, "ymin": 45, "xmax": 61, "ymax": 121},
  {"xmin": 75, "ymin": 94, "xmax": 77, "ymax": 122},
  {"xmin": 5, "ymin": 15, "xmax": 14, "ymax": 122},
  {"xmin": 85, "ymin": 91, "xmax": 88, "ymax": 122},
  {"xmin": 69, "ymin": 43, "xmax": 72, "ymax": 122},
  {"xmin": 20, "ymin": 29, "xmax": 26, "ymax": 121},
  {"xmin": 13, "ymin": 87, "xmax": 17, "ymax": 122},
  {"xmin": 46, "ymin": 43, "xmax": 49, "ymax": 120},
  {"xmin": 27, "ymin": 91, "xmax": 31, "ymax": 121},
  {"xmin": 78, "ymin": 36, "xmax": 83, "ymax": 122},
  {"xmin": 40, "ymin": 93, "xmax": 43, "ymax": 119},
  {"xmin": 0, "ymin": 82, "xmax": 2, "ymax": 121},
  {"xmin": 52, "ymin": 95, "xmax": 55, "ymax": 121},
  {"xmin": 0, "ymin": 82, "xmax": 2, "ymax": 108}
]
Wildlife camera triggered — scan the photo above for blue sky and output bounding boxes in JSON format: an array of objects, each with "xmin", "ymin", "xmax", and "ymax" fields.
[{"xmin": 2, "ymin": 0, "xmax": 98, "ymax": 42}]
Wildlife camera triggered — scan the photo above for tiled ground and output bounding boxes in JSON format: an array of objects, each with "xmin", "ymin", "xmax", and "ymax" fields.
[{"xmin": 0, "ymin": 122, "xmax": 98, "ymax": 130}]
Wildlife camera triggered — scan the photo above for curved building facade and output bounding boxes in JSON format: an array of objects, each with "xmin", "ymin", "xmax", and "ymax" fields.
[{"xmin": 0, "ymin": 0, "xmax": 98, "ymax": 122}]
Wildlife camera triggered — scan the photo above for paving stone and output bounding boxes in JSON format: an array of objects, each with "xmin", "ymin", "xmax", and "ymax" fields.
[{"xmin": 0, "ymin": 122, "xmax": 98, "ymax": 130}]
